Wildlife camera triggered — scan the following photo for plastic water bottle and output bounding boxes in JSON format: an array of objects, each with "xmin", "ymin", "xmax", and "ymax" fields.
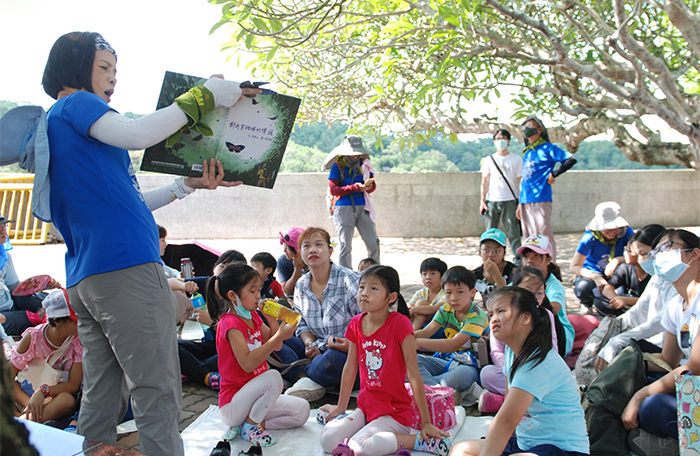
[
  {"xmin": 180, "ymin": 258, "xmax": 193, "ymax": 279},
  {"xmin": 260, "ymin": 300, "xmax": 301, "ymax": 325}
]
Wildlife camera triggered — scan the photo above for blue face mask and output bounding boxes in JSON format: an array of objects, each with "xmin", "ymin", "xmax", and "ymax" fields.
[
  {"xmin": 639, "ymin": 256, "xmax": 656, "ymax": 276},
  {"xmin": 232, "ymin": 294, "xmax": 252, "ymax": 319},
  {"xmin": 653, "ymin": 249, "xmax": 690, "ymax": 283}
]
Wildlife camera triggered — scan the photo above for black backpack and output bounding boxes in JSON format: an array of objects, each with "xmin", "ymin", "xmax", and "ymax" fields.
[{"xmin": 581, "ymin": 340, "xmax": 671, "ymax": 456}]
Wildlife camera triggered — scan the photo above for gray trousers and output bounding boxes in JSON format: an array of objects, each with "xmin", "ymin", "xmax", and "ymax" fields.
[
  {"xmin": 69, "ymin": 262, "xmax": 183, "ymax": 456},
  {"xmin": 485, "ymin": 199, "xmax": 521, "ymax": 255},
  {"xmin": 333, "ymin": 205, "xmax": 380, "ymax": 269}
]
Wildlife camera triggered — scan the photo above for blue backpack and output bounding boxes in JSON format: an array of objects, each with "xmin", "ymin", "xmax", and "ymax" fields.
[{"xmin": 0, "ymin": 106, "xmax": 52, "ymax": 222}]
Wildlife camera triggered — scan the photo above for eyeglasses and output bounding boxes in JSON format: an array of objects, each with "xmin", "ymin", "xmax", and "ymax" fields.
[
  {"xmin": 648, "ymin": 240, "xmax": 689, "ymax": 260},
  {"xmin": 480, "ymin": 247, "xmax": 503, "ymax": 255}
]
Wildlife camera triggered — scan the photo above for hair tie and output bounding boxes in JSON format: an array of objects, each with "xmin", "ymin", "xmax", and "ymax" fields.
[{"xmin": 94, "ymin": 34, "xmax": 117, "ymax": 58}]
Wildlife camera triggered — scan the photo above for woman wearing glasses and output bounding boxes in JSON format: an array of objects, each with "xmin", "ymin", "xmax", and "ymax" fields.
[
  {"xmin": 621, "ymin": 229, "xmax": 700, "ymax": 453},
  {"xmin": 569, "ymin": 202, "xmax": 634, "ymax": 312}
]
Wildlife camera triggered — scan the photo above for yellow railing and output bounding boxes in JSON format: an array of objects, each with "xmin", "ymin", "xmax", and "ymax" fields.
[{"xmin": 0, "ymin": 174, "xmax": 51, "ymax": 245}]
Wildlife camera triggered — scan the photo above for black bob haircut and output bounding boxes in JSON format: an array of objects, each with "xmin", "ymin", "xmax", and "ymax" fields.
[
  {"xmin": 251, "ymin": 252, "xmax": 277, "ymax": 272},
  {"xmin": 42, "ymin": 32, "xmax": 107, "ymax": 100},
  {"xmin": 420, "ymin": 257, "xmax": 448, "ymax": 275},
  {"xmin": 441, "ymin": 266, "xmax": 476, "ymax": 290}
]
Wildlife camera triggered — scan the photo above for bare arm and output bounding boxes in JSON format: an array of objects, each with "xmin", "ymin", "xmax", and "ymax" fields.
[
  {"xmin": 570, "ymin": 252, "xmax": 607, "ymax": 286},
  {"xmin": 479, "ymin": 387, "xmax": 534, "ymax": 456},
  {"xmin": 325, "ymin": 341, "xmax": 358, "ymax": 421},
  {"xmin": 228, "ymin": 322, "xmax": 297, "ymax": 373},
  {"xmin": 416, "ymin": 331, "xmax": 473, "ymax": 353}
]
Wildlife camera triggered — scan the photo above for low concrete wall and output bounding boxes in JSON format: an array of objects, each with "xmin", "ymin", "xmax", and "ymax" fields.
[{"xmin": 141, "ymin": 169, "xmax": 700, "ymax": 239}]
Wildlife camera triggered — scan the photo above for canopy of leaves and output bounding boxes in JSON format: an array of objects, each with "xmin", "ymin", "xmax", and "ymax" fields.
[{"xmin": 211, "ymin": 0, "xmax": 700, "ymax": 168}]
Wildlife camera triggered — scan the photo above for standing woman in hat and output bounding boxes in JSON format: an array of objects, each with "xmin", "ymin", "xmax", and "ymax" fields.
[
  {"xmin": 41, "ymin": 32, "xmax": 260, "ymax": 455},
  {"xmin": 326, "ymin": 135, "xmax": 380, "ymax": 269},
  {"xmin": 570, "ymin": 202, "xmax": 634, "ymax": 310},
  {"xmin": 517, "ymin": 116, "xmax": 577, "ymax": 262}
]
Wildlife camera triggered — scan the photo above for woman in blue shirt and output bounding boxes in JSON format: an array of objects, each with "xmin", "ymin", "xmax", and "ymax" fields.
[{"xmin": 570, "ymin": 201, "xmax": 634, "ymax": 310}]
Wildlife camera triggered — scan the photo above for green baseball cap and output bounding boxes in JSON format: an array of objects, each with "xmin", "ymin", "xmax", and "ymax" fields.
[{"xmin": 480, "ymin": 228, "xmax": 507, "ymax": 247}]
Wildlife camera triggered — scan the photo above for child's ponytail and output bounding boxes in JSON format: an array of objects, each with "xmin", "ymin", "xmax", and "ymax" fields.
[
  {"xmin": 490, "ymin": 287, "xmax": 553, "ymax": 382},
  {"xmin": 360, "ymin": 265, "xmax": 409, "ymax": 318}
]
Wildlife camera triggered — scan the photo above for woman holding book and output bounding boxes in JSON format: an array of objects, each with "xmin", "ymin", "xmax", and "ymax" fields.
[{"xmin": 42, "ymin": 31, "xmax": 260, "ymax": 456}]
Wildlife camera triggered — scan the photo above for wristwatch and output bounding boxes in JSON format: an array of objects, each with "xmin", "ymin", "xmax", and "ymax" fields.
[{"xmin": 40, "ymin": 384, "xmax": 50, "ymax": 396}]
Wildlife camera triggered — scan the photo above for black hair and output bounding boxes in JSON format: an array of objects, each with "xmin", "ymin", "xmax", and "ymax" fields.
[
  {"xmin": 511, "ymin": 266, "xmax": 567, "ymax": 357},
  {"xmin": 442, "ymin": 266, "xmax": 476, "ymax": 290},
  {"xmin": 43, "ymin": 32, "xmax": 102, "ymax": 100},
  {"xmin": 251, "ymin": 252, "xmax": 277, "ymax": 273},
  {"xmin": 420, "ymin": 257, "xmax": 448, "ymax": 275},
  {"xmin": 492, "ymin": 129, "xmax": 512, "ymax": 141},
  {"xmin": 157, "ymin": 225, "xmax": 167, "ymax": 239},
  {"xmin": 654, "ymin": 229, "xmax": 700, "ymax": 251},
  {"xmin": 47, "ymin": 316, "xmax": 73, "ymax": 327},
  {"xmin": 629, "ymin": 224, "xmax": 666, "ymax": 248},
  {"xmin": 521, "ymin": 116, "xmax": 550, "ymax": 146},
  {"xmin": 360, "ymin": 265, "xmax": 410, "ymax": 318},
  {"xmin": 489, "ymin": 286, "xmax": 552, "ymax": 381},
  {"xmin": 358, "ymin": 258, "xmax": 378, "ymax": 269},
  {"xmin": 216, "ymin": 250, "xmax": 247, "ymax": 267},
  {"xmin": 207, "ymin": 263, "xmax": 260, "ymax": 324}
]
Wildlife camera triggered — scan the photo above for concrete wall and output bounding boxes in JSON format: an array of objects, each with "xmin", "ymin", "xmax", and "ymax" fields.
[{"xmin": 140, "ymin": 169, "xmax": 700, "ymax": 239}]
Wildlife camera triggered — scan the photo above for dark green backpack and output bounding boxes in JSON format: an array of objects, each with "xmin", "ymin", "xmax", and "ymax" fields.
[{"xmin": 581, "ymin": 340, "xmax": 671, "ymax": 456}]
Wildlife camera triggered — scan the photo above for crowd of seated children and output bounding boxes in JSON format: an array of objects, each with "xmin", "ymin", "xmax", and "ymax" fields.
[
  {"xmin": 408, "ymin": 257, "xmax": 448, "ymax": 330},
  {"xmin": 570, "ymin": 202, "xmax": 634, "ymax": 311},
  {"xmin": 414, "ymin": 267, "xmax": 487, "ymax": 399},
  {"xmin": 471, "ymin": 229, "xmax": 516, "ymax": 305}
]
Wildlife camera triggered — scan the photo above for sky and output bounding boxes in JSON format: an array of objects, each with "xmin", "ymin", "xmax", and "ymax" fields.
[
  {"xmin": 0, "ymin": 0, "xmax": 255, "ymax": 114},
  {"xmin": 0, "ymin": 0, "xmax": 684, "ymax": 144}
]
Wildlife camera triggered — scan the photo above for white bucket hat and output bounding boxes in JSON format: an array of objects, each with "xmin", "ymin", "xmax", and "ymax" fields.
[
  {"xmin": 585, "ymin": 201, "xmax": 629, "ymax": 232},
  {"xmin": 322, "ymin": 135, "xmax": 370, "ymax": 170}
]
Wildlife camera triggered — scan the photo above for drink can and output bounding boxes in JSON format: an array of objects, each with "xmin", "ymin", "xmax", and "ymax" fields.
[{"xmin": 180, "ymin": 258, "xmax": 193, "ymax": 279}]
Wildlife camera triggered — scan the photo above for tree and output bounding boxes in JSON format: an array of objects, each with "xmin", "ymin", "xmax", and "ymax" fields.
[{"xmin": 211, "ymin": 0, "xmax": 700, "ymax": 168}]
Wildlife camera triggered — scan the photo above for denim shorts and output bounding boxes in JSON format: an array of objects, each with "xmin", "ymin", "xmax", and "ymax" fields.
[{"xmin": 502, "ymin": 436, "xmax": 589, "ymax": 456}]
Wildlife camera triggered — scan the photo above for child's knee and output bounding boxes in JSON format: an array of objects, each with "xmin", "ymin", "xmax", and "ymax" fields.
[{"xmin": 320, "ymin": 423, "xmax": 345, "ymax": 453}]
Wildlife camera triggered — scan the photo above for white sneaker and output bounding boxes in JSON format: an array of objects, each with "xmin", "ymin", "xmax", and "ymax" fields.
[{"xmin": 285, "ymin": 377, "xmax": 326, "ymax": 402}]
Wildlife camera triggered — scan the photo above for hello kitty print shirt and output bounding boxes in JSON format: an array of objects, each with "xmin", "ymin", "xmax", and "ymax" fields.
[{"xmin": 346, "ymin": 311, "xmax": 415, "ymax": 425}]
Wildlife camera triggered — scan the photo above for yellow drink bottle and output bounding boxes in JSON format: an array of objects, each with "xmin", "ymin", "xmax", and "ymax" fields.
[{"xmin": 261, "ymin": 300, "xmax": 301, "ymax": 325}]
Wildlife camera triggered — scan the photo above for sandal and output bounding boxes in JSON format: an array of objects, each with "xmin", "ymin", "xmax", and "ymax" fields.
[
  {"xmin": 331, "ymin": 439, "xmax": 355, "ymax": 456},
  {"xmin": 210, "ymin": 440, "xmax": 231, "ymax": 456},
  {"xmin": 395, "ymin": 450, "xmax": 412, "ymax": 456},
  {"xmin": 238, "ymin": 445, "xmax": 263, "ymax": 456}
]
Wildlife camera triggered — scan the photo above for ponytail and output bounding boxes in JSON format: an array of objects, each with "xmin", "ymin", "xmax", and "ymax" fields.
[
  {"xmin": 489, "ymin": 287, "xmax": 553, "ymax": 382},
  {"xmin": 395, "ymin": 293, "xmax": 410, "ymax": 318},
  {"xmin": 547, "ymin": 262, "xmax": 562, "ymax": 282}
]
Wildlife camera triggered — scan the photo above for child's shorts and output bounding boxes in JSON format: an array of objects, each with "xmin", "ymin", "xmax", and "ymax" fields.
[{"xmin": 502, "ymin": 437, "xmax": 589, "ymax": 456}]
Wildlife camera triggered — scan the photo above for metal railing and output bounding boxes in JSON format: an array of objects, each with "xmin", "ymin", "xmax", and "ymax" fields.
[{"xmin": 0, "ymin": 174, "xmax": 51, "ymax": 244}]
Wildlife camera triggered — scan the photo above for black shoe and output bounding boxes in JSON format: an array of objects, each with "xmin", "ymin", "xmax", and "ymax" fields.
[
  {"xmin": 210, "ymin": 440, "xmax": 231, "ymax": 456},
  {"xmin": 239, "ymin": 445, "xmax": 263, "ymax": 456}
]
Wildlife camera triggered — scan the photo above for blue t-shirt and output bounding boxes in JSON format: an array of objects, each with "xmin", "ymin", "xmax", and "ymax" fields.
[
  {"xmin": 47, "ymin": 92, "xmax": 161, "ymax": 287},
  {"xmin": 519, "ymin": 143, "xmax": 571, "ymax": 204},
  {"xmin": 576, "ymin": 227, "xmax": 634, "ymax": 275},
  {"xmin": 546, "ymin": 274, "xmax": 574, "ymax": 356},
  {"xmin": 504, "ymin": 347, "xmax": 589, "ymax": 454},
  {"xmin": 277, "ymin": 254, "xmax": 294, "ymax": 284},
  {"xmin": 328, "ymin": 162, "xmax": 366, "ymax": 206}
]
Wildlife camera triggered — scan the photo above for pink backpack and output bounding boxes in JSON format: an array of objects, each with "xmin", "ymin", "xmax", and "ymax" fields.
[{"xmin": 405, "ymin": 384, "xmax": 457, "ymax": 430}]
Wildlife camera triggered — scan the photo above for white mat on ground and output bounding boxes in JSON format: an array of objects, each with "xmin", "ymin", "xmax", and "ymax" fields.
[{"xmin": 182, "ymin": 405, "xmax": 492, "ymax": 456}]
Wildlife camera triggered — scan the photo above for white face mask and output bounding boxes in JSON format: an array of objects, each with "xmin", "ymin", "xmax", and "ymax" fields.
[{"xmin": 494, "ymin": 139, "xmax": 508, "ymax": 151}]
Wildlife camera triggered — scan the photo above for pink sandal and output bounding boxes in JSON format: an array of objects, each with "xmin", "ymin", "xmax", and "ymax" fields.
[{"xmin": 331, "ymin": 439, "xmax": 355, "ymax": 456}]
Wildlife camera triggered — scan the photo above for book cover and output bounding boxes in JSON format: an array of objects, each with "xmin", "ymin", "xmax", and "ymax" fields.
[{"xmin": 140, "ymin": 71, "xmax": 300, "ymax": 189}]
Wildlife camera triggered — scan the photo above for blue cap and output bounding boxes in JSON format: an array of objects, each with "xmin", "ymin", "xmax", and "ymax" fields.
[{"xmin": 480, "ymin": 228, "xmax": 507, "ymax": 247}]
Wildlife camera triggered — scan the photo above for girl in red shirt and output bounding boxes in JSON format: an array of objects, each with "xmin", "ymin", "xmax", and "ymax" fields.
[
  {"xmin": 320, "ymin": 265, "xmax": 451, "ymax": 456},
  {"xmin": 208, "ymin": 263, "xmax": 309, "ymax": 447}
]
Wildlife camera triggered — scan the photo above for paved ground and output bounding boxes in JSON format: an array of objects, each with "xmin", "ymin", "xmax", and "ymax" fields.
[{"xmin": 5, "ymin": 231, "xmax": 633, "ymax": 453}]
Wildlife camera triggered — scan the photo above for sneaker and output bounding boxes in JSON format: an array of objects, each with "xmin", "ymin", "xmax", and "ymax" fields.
[
  {"xmin": 241, "ymin": 423, "xmax": 276, "ymax": 447},
  {"xmin": 209, "ymin": 440, "xmax": 231, "ymax": 456},
  {"xmin": 209, "ymin": 372, "xmax": 221, "ymax": 391},
  {"xmin": 478, "ymin": 391, "xmax": 505, "ymax": 413},
  {"xmin": 627, "ymin": 428, "xmax": 679, "ymax": 456},
  {"xmin": 223, "ymin": 426, "xmax": 240, "ymax": 441},
  {"xmin": 284, "ymin": 376, "xmax": 326, "ymax": 402},
  {"xmin": 331, "ymin": 439, "xmax": 355, "ymax": 456},
  {"xmin": 238, "ymin": 445, "xmax": 262, "ymax": 456},
  {"xmin": 414, "ymin": 435, "xmax": 451, "ymax": 456}
]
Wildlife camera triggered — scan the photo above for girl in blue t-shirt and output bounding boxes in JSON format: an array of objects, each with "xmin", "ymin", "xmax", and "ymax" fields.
[
  {"xmin": 570, "ymin": 201, "xmax": 634, "ymax": 310},
  {"xmin": 450, "ymin": 287, "xmax": 589, "ymax": 456}
]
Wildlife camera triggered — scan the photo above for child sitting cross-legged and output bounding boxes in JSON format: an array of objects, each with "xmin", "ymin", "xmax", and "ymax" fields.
[
  {"xmin": 408, "ymin": 257, "xmax": 449, "ymax": 330},
  {"xmin": 320, "ymin": 265, "xmax": 451, "ymax": 456},
  {"xmin": 207, "ymin": 263, "xmax": 310, "ymax": 447},
  {"xmin": 414, "ymin": 266, "xmax": 488, "ymax": 399}
]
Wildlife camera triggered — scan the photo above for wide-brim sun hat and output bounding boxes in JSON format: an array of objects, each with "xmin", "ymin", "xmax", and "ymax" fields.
[
  {"xmin": 322, "ymin": 135, "xmax": 370, "ymax": 170},
  {"xmin": 585, "ymin": 201, "xmax": 629, "ymax": 232}
]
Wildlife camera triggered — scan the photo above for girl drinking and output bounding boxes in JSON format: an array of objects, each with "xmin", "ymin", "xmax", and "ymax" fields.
[
  {"xmin": 208, "ymin": 263, "xmax": 310, "ymax": 447},
  {"xmin": 451, "ymin": 287, "xmax": 589, "ymax": 456},
  {"xmin": 320, "ymin": 265, "xmax": 451, "ymax": 456}
]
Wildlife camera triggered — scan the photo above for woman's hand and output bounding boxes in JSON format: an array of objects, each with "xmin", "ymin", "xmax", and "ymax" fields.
[
  {"xmin": 547, "ymin": 174, "xmax": 556, "ymax": 185},
  {"xmin": 516, "ymin": 205, "xmax": 522, "ymax": 220},
  {"xmin": 327, "ymin": 336, "xmax": 350, "ymax": 353},
  {"xmin": 184, "ymin": 158, "xmax": 243, "ymax": 190},
  {"xmin": 421, "ymin": 422, "xmax": 449, "ymax": 441},
  {"xmin": 594, "ymin": 356, "xmax": 608, "ymax": 373},
  {"xmin": 592, "ymin": 274, "xmax": 608, "ymax": 288},
  {"xmin": 305, "ymin": 341, "xmax": 321, "ymax": 358},
  {"xmin": 194, "ymin": 308, "xmax": 212, "ymax": 326},
  {"xmin": 605, "ymin": 258, "xmax": 621, "ymax": 278},
  {"xmin": 26, "ymin": 390, "xmax": 46, "ymax": 422}
]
